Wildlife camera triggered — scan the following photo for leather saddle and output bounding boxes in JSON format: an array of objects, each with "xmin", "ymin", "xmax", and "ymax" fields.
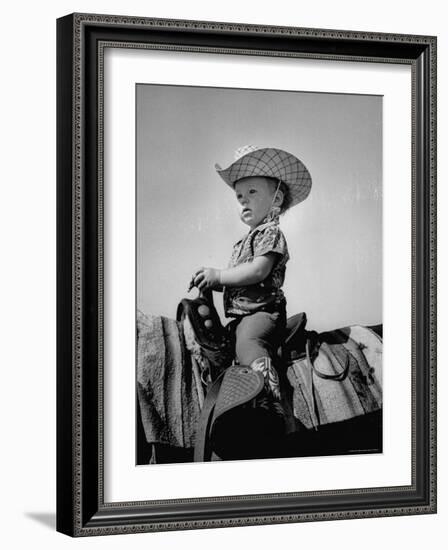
[{"xmin": 177, "ymin": 291, "xmax": 318, "ymax": 461}]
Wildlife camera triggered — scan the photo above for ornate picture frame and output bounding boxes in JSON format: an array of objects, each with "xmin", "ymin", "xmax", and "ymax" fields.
[{"xmin": 57, "ymin": 13, "xmax": 436, "ymax": 536}]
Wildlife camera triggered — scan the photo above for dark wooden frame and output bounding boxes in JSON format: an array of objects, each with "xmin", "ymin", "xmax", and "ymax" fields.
[{"xmin": 57, "ymin": 13, "xmax": 437, "ymax": 536}]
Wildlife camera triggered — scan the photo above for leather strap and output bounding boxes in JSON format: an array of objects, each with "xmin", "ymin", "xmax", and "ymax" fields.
[
  {"xmin": 303, "ymin": 339, "xmax": 351, "ymax": 430},
  {"xmin": 312, "ymin": 343, "xmax": 350, "ymax": 381},
  {"xmin": 193, "ymin": 372, "xmax": 226, "ymax": 462},
  {"xmin": 305, "ymin": 340, "xmax": 320, "ymax": 430}
]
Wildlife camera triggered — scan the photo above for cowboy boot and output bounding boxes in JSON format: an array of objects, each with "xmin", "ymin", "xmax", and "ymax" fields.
[
  {"xmin": 249, "ymin": 356, "xmax": 282, "ymax": 401},
  {"xmin": 249, "ymin": 356, "xmax": 287, "ymax": 429}
]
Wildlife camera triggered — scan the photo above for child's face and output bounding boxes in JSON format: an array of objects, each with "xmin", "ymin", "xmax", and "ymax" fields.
[{"xmin": 234, "ymin": 176, "xmax": 279, "ymax": 229}]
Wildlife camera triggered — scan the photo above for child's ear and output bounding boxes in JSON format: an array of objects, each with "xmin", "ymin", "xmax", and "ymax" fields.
[{"xmin": 274, "ymin": 190, "xmax": 284, "ymax": 207}]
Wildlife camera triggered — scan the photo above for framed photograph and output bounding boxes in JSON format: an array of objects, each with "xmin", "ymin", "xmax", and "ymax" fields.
[{"xmin": 57, "ymin": 13, "xmax": 437, "ymax": 536}]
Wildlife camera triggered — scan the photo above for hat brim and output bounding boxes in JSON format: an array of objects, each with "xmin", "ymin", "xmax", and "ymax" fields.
[{"xmin": 215, "ymin": 147, "xmax": 312, "ymax": 208}]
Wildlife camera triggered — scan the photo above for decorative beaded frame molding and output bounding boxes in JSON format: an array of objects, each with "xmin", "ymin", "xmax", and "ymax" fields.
[{"xmin": 56, "ymin": 13, "xmax": 437, "ymax": 537}]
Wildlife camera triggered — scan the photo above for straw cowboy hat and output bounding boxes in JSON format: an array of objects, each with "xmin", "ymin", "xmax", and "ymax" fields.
[{"xmin": 215, "ymin": 145, "xmax": 312, "ymax": 209}]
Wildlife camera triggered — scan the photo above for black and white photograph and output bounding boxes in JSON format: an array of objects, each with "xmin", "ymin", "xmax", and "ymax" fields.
[
  {"xmin": 52, "ymin": 8, "xmax": 437, "ymax": 539},
  {"xmin": 136, "ymin": 84, "xmax": 383, "ymax": 465},
  {"xmin": 1, "ymin": 0, "xmax": 445, "ymax": 544}
]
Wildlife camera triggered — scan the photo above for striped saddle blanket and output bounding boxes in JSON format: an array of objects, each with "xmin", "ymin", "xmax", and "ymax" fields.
[
  {"xmin": 286, "ymin": 325, "xmax": 382, "ymax": 431},
  {"xmin": 137, "ymin": 310, "xmax": 382, "ymax": 449}
]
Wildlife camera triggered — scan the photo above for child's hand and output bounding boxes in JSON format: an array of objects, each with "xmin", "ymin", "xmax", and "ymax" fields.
[{"xmin": 189, "ymin": 267, "xmax": 221, "ymax": 292}]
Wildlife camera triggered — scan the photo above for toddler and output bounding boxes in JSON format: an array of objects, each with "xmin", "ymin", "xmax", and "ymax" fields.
[{"xmin": 189, "ymin": 145, "xmax": 312, "ymax": 401}]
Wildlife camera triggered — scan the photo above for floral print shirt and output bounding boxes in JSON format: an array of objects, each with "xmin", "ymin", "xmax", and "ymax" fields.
[{"xmin": 223, "ymin": 215, "xmax": 289, "ymax": 317}]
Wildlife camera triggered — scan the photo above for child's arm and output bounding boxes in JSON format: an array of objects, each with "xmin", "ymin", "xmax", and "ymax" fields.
[
  {"xmin": 220, "ymin": 253, "xmax": 276, "ymax": 286},
  {"xmin": 191, "ymin": 253, "xmax": 276, "ymax": 292}
]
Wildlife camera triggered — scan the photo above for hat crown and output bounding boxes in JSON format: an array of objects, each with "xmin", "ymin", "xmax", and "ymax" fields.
[{"xmin": 233, "ymin": 144, "xmax": 260, "ymax": 161}]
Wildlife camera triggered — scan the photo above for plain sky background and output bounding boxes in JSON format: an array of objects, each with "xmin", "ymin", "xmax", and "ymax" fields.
[
  {"xmin": 137, "ymin": 84, "xmax": 382, "ymax": 331},
  {"xmin": 2, "ymin": 1, "xmax": 446, "ymax": 549}
]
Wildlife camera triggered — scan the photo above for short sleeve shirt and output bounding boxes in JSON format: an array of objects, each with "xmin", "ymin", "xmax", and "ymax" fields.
[{"xmin": 223, "ymin": 216, "xmax": 289, "ymax": 317}]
